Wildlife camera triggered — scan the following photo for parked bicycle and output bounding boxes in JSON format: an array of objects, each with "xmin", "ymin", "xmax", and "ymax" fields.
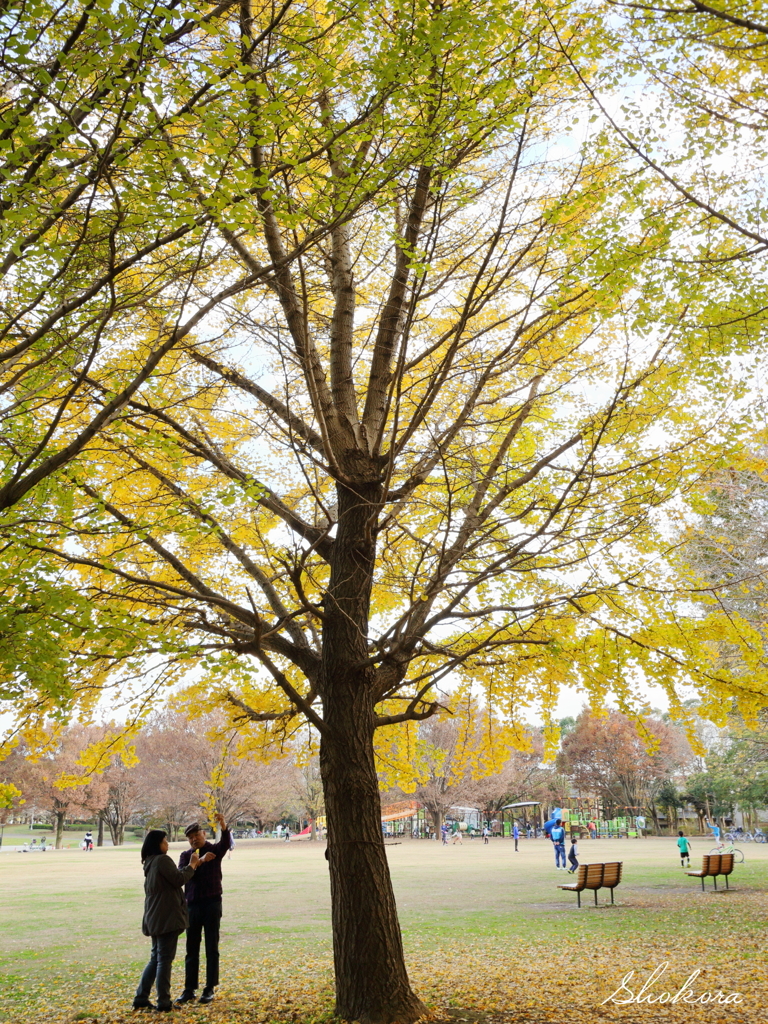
[
  {"xmin": 738, "ymin": 830, "xmax": 765, "ymax": 843},
  {"xmin": 727, "ymin": 827, "xmax": 766, "ymax": 843},
  {"xmin": 709, "ymin": 841, "xmax": 745, "ymax": 863}
]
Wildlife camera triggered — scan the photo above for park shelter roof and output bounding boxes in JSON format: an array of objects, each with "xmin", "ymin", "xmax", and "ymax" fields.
[{"xmin": 381, "ymin": 800, "xmax": 420, "ymax": 822}]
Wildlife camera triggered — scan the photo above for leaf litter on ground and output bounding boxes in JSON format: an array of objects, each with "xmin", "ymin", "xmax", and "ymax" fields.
[{"xmin": 2, "ymin": 864, "xmax": 766, "ymax": 1024}]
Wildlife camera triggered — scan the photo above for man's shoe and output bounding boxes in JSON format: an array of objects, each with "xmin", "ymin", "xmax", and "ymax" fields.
[
  {"xmin": 199, "ymin": 988, "xmax": 216, "ymax": 1004},
  {"xmin": 132, "ymin": 1003, "xmax": 156, "ymax": 1012},
  {"xmin": 174, "ymin": 992, "xmax": 196, "ymax": 1006}
]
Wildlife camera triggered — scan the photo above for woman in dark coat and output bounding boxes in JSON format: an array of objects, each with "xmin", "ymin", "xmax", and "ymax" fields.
[{"xmin": 133, "ymin": 829, "xmax": 201, "ymax": 1012}]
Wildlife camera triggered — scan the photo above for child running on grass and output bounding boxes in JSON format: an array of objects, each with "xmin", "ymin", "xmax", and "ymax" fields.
[
  {"xmin": 567, "ymin": 836, "xmax": 579, "ymax": 873},
  {"xmin": 677, "ymin": 831, "xmax": 691, "ymax": 867}
]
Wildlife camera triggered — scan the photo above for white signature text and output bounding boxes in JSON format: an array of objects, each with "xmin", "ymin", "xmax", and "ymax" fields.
[{"xmin": 601, "ymin": 963, "xmax": 743, "ymax": 1006}]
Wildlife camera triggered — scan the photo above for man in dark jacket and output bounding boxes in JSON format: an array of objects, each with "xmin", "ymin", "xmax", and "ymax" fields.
[{"xmin": 174, "ymin": 813, "xmax": 231, "ymax": 1005}]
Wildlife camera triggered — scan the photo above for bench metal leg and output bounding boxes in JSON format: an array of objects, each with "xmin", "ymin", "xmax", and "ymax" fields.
[
  {"xmin": 594, "ymin": 890, "xmax": 598, "ymax": 905},
  {"xmin": 577, "ymin": 892, "xmax": 581, "ymax": 907},
  {"xmin": 725, "ymin": 875, "xmax": 729, "ymax": 889},
  {"xmin": 713, "ymin": 877, "xmax": 718, "ymax": 890},
  {"xmin": 700, "ymin": 877, "xmax": 704, "ymax": 891},
  {"xmin": 610, "ymin": 888, "xmax": 614, "ymax": 905}
]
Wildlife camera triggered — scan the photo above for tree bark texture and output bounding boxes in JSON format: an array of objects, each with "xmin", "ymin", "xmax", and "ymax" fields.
[
  {"xmin": 319, "ymin": 481, "xmax": 426, "ymax": 1024},
  {"xmin": 54, "ymin": 808, "xmax": 65, "ymax": 849}
]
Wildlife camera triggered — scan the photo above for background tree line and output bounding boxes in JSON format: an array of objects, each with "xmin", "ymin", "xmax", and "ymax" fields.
[
  {"xmin": 5, "ymin": 704, "xmax": 766, "ymax": 847},
  {"xmin": 2, "ymin": 711, "xmax": 308, "ymax": 847}
]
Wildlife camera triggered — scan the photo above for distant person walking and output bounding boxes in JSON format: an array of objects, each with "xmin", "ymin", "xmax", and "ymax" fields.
[
  {"xmin": 513, "ymin": 822, "xmax": 519, "ymax": 851},
  {"xmin": 677, "ymin": 831, "xmax": 691, "ymax": 867},
  {"xmin": 133, "ymin": 830, "xmax": 200, "ymax": 1012},
  {"xmin": 567, "ymin": 836, "xmax": 579, "ymax": 873},
  {"xmin": 441, "ymin": 823, "xmax": 449, "ymax": 845},
  {"xmin": 551, "ymin": 819, "xmax": 566, "ymax": 869},
  {"xmin": 482, "ymin": 825, "xmax": 490, "ymax": 845},
  {"xmin": 83, "ymin": 831, "xmax": 93, "ymax": 851},
  {"xmin": 451, "ymin": 826, "xmax": 463, "ymax": 845}
]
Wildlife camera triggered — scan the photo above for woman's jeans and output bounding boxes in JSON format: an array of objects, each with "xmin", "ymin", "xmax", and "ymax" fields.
[{"xmin": 134, "ymin": 930, "xmax": 182, "ymax": 1010}]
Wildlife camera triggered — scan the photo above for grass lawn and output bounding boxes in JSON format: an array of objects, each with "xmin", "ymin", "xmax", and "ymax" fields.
[{"xmin": 1, "ymin": 836, "xmax": 766, "ymax": 1023}]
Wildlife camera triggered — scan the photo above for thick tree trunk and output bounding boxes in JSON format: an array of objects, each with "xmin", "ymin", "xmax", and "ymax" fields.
[
  {"xmin": 106, "ymin": 812, "xmax": 124, "ymax": 846},
  {"xmin": 319, "ymin": 479, "xmax": 426, "ymax": 1024},
  {"xmin": 321, "ymin": 715, "xmax": 425, "ymax": 1024},
  {"xmin": 54, "ymin": 809, "xmax": 66, "ymax": 849},
  {"xmin": 97, "ymin": 813, "xmax": 104, "ymax": 847}
]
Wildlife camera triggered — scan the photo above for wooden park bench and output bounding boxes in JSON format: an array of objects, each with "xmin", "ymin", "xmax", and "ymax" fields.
[
  {"xmin": 686, "ymin": 853, "xmax": 735, "ymax": 891},
  {"xmin": 558, "ymin": 863, "xmax": 589, "ymax": 906},
  {"xmin": 601, "ymin": 861, "xmax": 623, "ymax": 903},
  {"xmin": 558, "ymin": 862, "xmax": 622, "ymax": 906}
]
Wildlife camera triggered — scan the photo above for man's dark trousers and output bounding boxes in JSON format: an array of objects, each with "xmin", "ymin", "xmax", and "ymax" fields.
[{"xmin": 185, "ymin": 897, "xmax": 222, "ymax": 991}]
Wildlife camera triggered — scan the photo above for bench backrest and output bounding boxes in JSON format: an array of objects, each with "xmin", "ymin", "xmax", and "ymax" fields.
[
  {"xmin": 719, "ymin": 853, "xmax": 734, "ymax": 875},
  {"xmin": 602, "ymin": 861, "xmax": 623, "ymax": 888},
  {"xmin": 698, "ymin": 854, "xmax": 710, "ymax": 874},
  {"xmin": 585, "ymin": 863, "xmax": 604, "ymax": 890},
  {"xmin": 706, "ymin": 854, "xmax": 721, "ymax": 876},
  {"xmin": 569, "ymin": 864, "xmax": 588, "ymax": 890}
]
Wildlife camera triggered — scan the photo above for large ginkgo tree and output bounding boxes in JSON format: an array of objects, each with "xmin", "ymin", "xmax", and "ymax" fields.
[{"xmin": 2, "ymin": 0, "xmax": 768, "ymax": 1020}]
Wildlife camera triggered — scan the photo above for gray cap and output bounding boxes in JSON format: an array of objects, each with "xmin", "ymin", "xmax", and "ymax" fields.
[{"xmin": 184, "ymin": 822, "xmax": 204, "ymax": 837}]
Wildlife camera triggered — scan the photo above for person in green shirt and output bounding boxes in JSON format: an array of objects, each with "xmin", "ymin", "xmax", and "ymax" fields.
[{"xmin": 677, "ymin": 831, "xmax": 691, "ymax": 867}]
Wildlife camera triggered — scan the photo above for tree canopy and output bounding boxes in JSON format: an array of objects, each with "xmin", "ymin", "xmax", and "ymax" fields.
[{"xmin": 2, "ymin": 0, "xmax": 768, "ymax": 1019}]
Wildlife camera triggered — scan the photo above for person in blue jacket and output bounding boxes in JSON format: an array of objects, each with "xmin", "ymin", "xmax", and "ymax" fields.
[{"xmin": 551, "ymin": 819, "xmax": 566, "ymax": 869}]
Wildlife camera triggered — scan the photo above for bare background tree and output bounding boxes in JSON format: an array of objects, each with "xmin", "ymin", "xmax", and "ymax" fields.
[{"xmin": 558, "ymin": 710, "xmax": 696, "ymax": 827}]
